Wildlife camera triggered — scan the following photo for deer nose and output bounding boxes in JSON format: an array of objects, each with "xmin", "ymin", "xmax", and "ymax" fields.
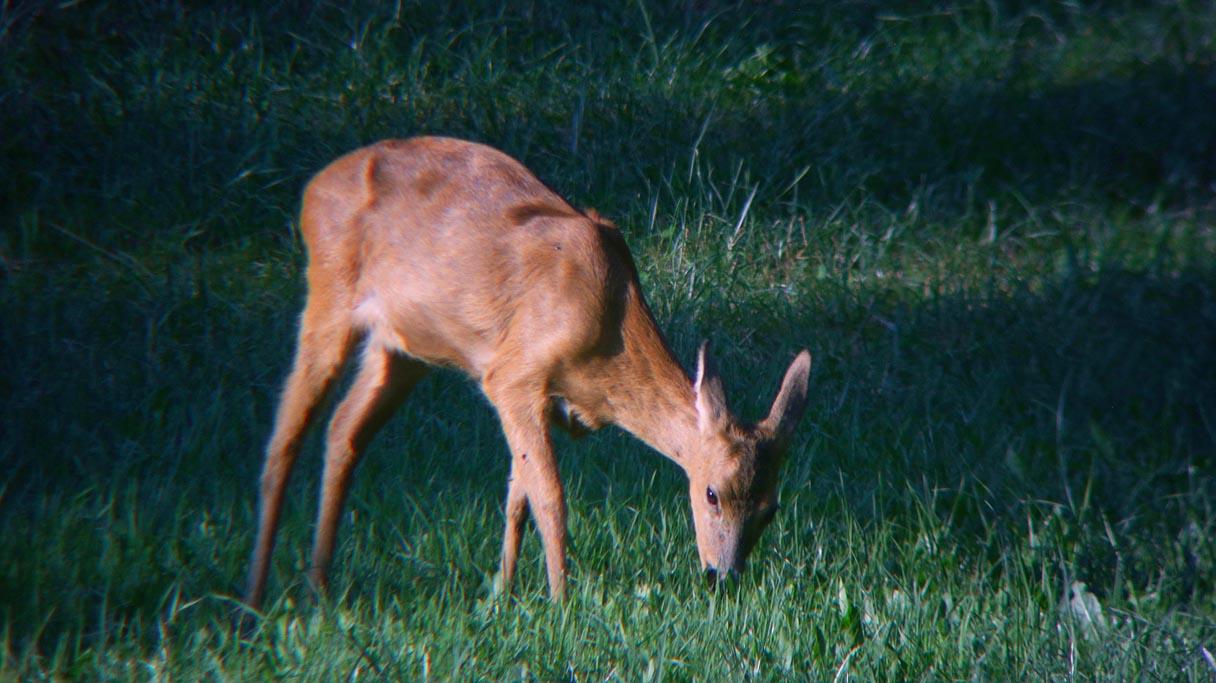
[{"xmin": 704, "ymin": 566, "xmax": 739, "ymax": 589}]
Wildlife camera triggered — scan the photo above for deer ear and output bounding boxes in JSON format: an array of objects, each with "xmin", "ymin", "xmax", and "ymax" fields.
[
  {"xmin": 694, "ymin": 340, "xmax": 729, "ymax": 432},
  {"xmin": 761, "ymin": 350, "xmax": 812, "ymax": 445}
]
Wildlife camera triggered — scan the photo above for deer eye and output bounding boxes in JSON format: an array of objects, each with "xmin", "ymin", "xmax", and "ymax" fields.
[{"xmin": 706, "ymin": 487, "xmax": 719, "ymax": 507}]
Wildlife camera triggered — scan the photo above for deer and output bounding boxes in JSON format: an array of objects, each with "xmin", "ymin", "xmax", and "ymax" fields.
[{"xmin": 244, "ymin": 136, "xmax": 812, "ymax": 608}]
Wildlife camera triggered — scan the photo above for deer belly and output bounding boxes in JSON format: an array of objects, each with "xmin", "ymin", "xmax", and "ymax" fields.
[{"xmin": 352, "ymin": 293, "xmax": 492, "ymax": 373}]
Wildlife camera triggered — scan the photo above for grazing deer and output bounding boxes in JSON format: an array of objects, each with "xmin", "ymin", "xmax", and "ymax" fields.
[{"xmin": 245, "ymin": 136, "xmax": 812, "ymax": 607}]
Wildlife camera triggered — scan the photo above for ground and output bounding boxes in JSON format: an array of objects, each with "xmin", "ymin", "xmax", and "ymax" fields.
[{"xmin": 1, "ymin": 1, "xmax": 1214, "ymax": 679}]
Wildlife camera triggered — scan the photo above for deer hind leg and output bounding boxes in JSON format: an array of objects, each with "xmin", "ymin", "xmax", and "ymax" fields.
[
  {"xmin": 309, "ymin": 343, "xmax": 428, "ymax": 595},
  {"xmin": 485, "ymin": 371, "xmax": 567, "ymax": 599},
  {"xmin": 246, "ymin": 298, "xmax": 355, "ymax": 609}
]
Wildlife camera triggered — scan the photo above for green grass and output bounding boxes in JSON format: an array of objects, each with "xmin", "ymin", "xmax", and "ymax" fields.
[{"xmin": 2, "ymin": 0, "xmax": 1215, "ymax": 679}]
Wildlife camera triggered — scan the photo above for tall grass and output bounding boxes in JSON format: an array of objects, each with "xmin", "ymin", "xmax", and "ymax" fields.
[{"xmin": 2, "ymin": 1, "xmax": 1214, "ymax": 678}]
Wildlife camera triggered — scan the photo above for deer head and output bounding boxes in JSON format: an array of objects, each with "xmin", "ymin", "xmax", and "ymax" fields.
[{"xmin": 687, "ymin": 342, "xmax": 812, "ymax": 583}]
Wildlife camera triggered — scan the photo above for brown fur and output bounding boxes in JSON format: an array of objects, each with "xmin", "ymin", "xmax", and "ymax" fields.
[{"xmin": 244, "ymin": 136, "xmax": 813, "ymax": 607}]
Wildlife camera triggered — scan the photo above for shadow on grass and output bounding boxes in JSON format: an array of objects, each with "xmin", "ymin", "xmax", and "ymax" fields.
[
  {"xmin": 3, "ymin": 1, "xmax": 1214, "ymax": 256},
  {"xmin": 780, "ymin": 262, "xmax": 1216, "ymax": 603}
]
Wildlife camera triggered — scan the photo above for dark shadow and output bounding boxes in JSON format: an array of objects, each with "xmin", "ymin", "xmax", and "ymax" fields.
[
  {"xmin": 4, "ymin": 1, "xmax": 1214, "ymax": 255},
  {"xmin": 776, "ymin": 263, "xmax": 1216, "ymax": 604}
]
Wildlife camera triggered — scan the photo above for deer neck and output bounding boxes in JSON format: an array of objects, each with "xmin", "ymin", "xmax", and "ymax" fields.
[{"xmin": 596, "ymin": 290, "xmax": 700, "ymax": 469}]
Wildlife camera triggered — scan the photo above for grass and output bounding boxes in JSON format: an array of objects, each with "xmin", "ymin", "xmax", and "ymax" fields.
[{"xmin": 2, "ymin": 0, "xmax": 1215, "ymax": 679}]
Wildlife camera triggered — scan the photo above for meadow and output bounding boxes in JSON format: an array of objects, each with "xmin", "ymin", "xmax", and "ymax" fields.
[{"xmin": 2, "ymin": 1, "xmax": 1214, "ymax": 679}]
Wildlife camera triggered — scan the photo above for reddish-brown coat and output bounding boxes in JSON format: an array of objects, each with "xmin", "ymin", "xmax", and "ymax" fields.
[{"xmin": 245, "ymin": 137, "xmax": 812, "ymax": 607}]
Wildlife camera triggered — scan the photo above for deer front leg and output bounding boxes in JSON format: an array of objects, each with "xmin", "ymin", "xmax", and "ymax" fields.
[
  {"xmin": 486, "ymin": 380, "xmax": 568, "ymax": 600},
  {"xmin": 496, "ymin": 466, "xmax": 528, "ymax": 595}
]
